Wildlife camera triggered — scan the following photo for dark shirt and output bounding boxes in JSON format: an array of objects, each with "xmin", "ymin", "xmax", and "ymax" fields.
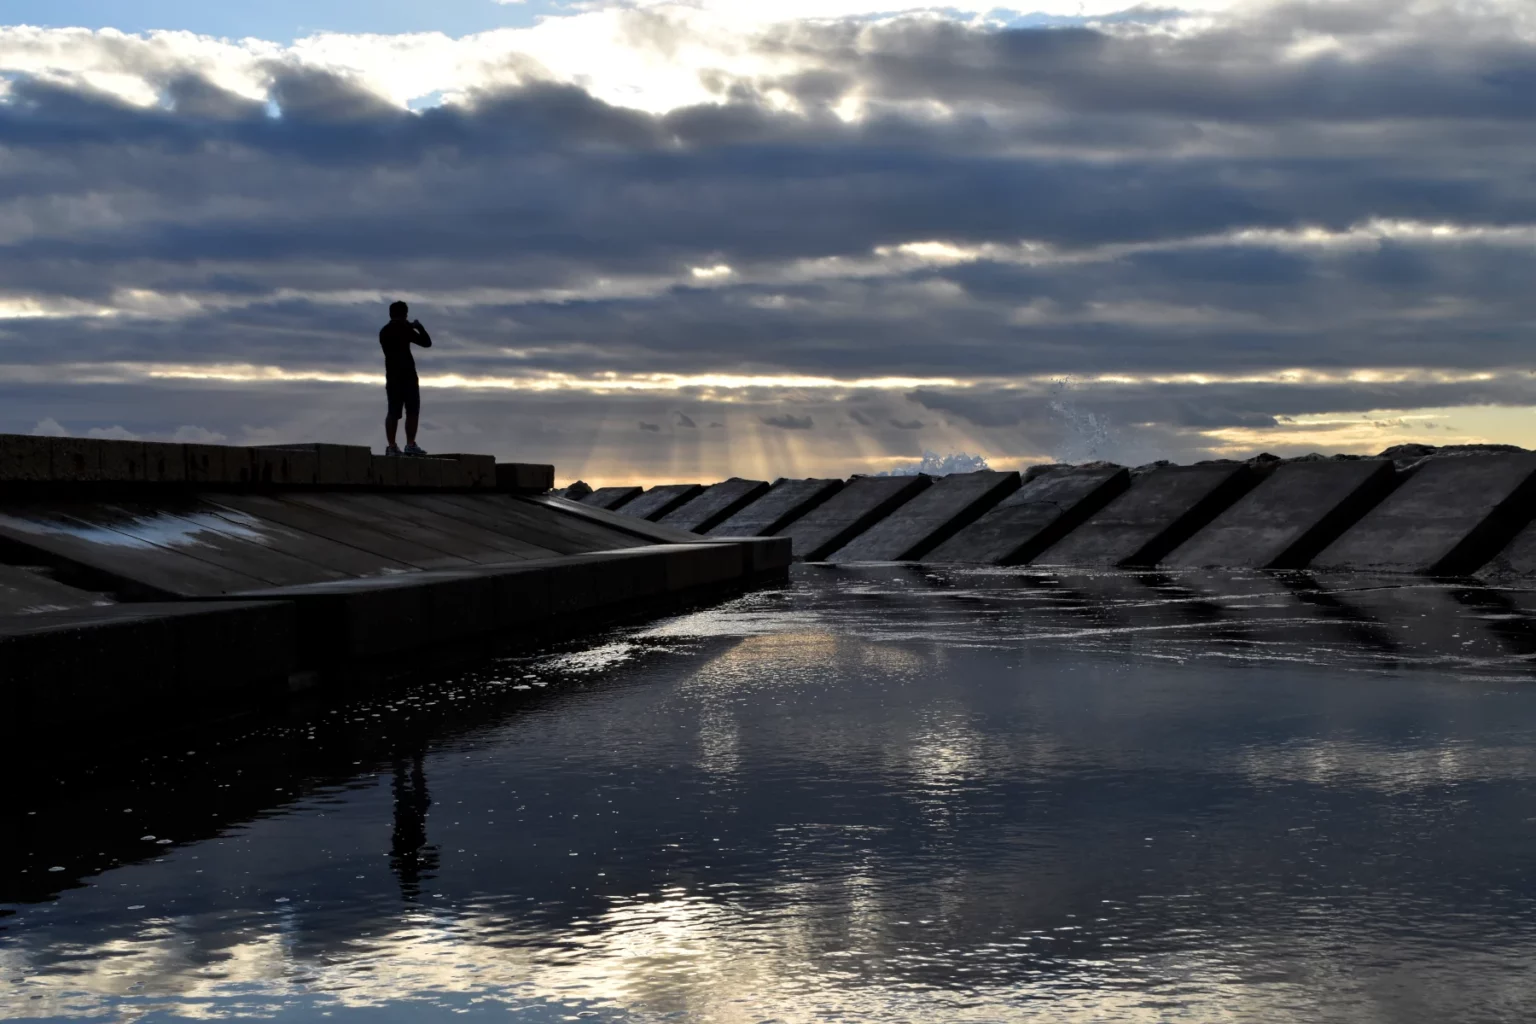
[{"xmin": 379, "ymin": 320, "xmax": 429, "ymax": 384}]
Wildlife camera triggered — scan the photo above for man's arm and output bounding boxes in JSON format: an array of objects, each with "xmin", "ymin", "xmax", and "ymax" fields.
[{"xmin": 411, "ymin": 321, "xmax": 432, "ymax": 348}]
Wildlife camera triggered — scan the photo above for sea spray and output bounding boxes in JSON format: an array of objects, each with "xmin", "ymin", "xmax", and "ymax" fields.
[
  {"xmin": 878, "ymin": 451, "xmax": 991, "ymax": 477},
  {"xmin": 1047, "ymin": 376, "xmax": 1119, "ymax": 464}
]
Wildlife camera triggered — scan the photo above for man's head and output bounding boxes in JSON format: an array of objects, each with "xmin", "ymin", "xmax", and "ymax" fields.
[{"xmin": 389, "ymin": 300, "xmax": 409, "ymax": 321}]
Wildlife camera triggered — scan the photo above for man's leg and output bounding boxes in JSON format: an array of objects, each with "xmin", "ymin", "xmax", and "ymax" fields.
[
  {"xmin": 385, "ymin": 386, "xmax": 402, "ymax": 450},
  {"xmin": 404, "ymin": 385, "xmax": 421, "ymax": 447}
]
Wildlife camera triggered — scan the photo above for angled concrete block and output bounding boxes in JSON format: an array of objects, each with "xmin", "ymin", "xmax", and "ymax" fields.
[
  {"xmin": 620, "ymin": 484, "xmax": 706, "ymax": 521},
  {"xmin": 776, "ymin": 475, "xmax": 931, "ymax": 561},
  {"xmin": 923, "ymin": 466, "xmax": 1129, "ymax": 565},
  {"xmin": 1034, "ymin": 464, "xmax": 1262, "ymax": 567},
  {"xmin": 0, "ymin": 435, "xmax": 53, "ymax": 482},
  {"xmin": 1165, "ymin": 459, "xmax": 1399, "ymax": 570},
  {"xmin": 827, "ymin": 470, "xmax": 1020, "ymax": 562},
  {"xmin": 660, "ymin": 478, "xmax": 771, "ymax": 533},
  {"xmin": 142, "ymin": 442, "xmax": 187, "ymax": 483},
  {"xmin": 706, "ymin": 478, "xmax": 844, "ymax": 538},
  {"xmin": 581, "ymin": 486, "xmax": 643, "ymax": 510},
  {"xmin": 496, "ymin": 463, "xmax": 556, "ymax": 493},
  {"xmin": 1313, "ymin": 453, "xmax": 1536, "ymax": 575}
]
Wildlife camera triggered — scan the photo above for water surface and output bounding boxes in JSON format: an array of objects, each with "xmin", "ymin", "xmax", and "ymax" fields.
[{"xmin": 6, "ymin": 567, "xmax": 1536, "ymax": 1022}]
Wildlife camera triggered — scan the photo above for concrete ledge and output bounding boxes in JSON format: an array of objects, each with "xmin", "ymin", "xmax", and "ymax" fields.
[
  {"xmin": 723, "ymin": 535, "xmax": 794, "ymax": 575},
  {"xmin": 0, "ymin": 435, "xmax": 502, "ymax": 492},
  {"xmin": 214, "ymin": 543, "xmax": 774, "ymax": 669},
  {"xmin": 827, "ymin": 470, "xmax": 1020, "ymax": 562},
  {"xmin": 2, "ymin": 601, "xmax": 297, "ymax": 723},
  {"xmin": 259, "ymin": 443, "xmax": 373, "ymax": 486},
  {"xmin": 620, "ymin": 484, "xmax": 706, "ymax": 521},
  {"xmin": 661, "ymin": 478, "xmax": 771, "ymax": 534},
  {"xmin": 438, "ymin": 453, "xmax": 497, "ymax": 488}
]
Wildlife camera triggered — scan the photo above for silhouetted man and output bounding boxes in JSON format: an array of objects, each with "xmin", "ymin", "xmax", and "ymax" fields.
[{"xmin": 380, "ymin": 300, "xmax": 431, "ymax": 456}]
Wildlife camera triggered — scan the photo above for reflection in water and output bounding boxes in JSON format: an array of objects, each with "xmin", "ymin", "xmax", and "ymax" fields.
[
  {"xmin": 6, "ymin": 566, "xmax": 1536, "ymax": 1022},
  {"xmin": 390, "ymin": 755, "xmax": 439, "ymax": 902}
]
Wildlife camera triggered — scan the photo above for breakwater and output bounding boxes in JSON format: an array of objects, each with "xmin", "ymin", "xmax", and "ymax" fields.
[{"xmin": 577, "ymin": 445, "xmax": 1536, "ymax": 576}]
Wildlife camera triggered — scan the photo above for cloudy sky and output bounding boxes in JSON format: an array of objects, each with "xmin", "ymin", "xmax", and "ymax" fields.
[{"xmin": 3, "ymin": 0, "xmax": 1536, "ymax": 484}]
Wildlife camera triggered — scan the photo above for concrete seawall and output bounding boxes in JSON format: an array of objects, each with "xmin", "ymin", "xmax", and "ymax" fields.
[
  {"xmin": 1, "ymin": 435, "xmax": 790, "ymax": 730},
  {"xmin": 602, "ymin": 446, "xmax": 1536, "ymax": 577},
  {"xmin": 18, "ymin": 436, "xmax": 1536, "ymax": 731}
]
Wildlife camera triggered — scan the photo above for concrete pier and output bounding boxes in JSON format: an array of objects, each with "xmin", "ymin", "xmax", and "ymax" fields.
[
  {"xmin": 0, "ymin": 435, "xmax": 791, "ymax": 728},
  {"xmin": 1165, "ymin": 459, "xmax": 1398, "ymax": 569},
  {"xmin": 661, "ymin": 478, "xmax": 771, "ymax": 533},
  {"xmin": 776, "ymin": 475, "xmax": 931, "ymax": 561},
  {"xmin": 706, "ymin": 478, "xmax": 844, "ymax": 538},
  {"xmin": 923, "ymin": 466, "xmax": 1129, "ymax": 565},
  {"xmin": 1311, "ymin": 453, "xmax": 1536, "ymax": 575},
  {"xmin": 1034, "ymin": 464, "xmax": 1262, "ymax": 567},
  {"xmin": 826, "ymin": 470, "xmax": 1020, "ymax": 562}
]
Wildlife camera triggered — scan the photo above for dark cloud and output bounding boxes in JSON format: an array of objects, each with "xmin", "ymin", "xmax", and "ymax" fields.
[
  {"xmin": 2, "ymin": 3, "xmax": 1534, "ymax": 465},
  {"xmin": 762, "ymin": 414, "xmax": 815, "ymax": 430},
  {"xmin": 889, "ymin": 418, "xmax": 924, "ymax": 430}
]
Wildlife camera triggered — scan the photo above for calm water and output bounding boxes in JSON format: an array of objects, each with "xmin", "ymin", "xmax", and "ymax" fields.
[{"xmin": 6, "ymin": 566, "xmax": 1536, "ymax": 1023}]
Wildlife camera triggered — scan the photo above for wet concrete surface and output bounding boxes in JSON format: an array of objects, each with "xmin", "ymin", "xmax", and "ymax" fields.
[{"xmin": 6, "ymin": 566, "xmax": 1536, "ymax": 1022}]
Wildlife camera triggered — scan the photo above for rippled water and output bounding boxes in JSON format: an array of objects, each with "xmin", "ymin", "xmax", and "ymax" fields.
[{"xmin": 6, "ymin": 566, "xmax": 1536, "ymax": 1022}]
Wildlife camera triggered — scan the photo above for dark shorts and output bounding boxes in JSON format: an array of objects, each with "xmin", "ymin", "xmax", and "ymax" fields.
[{"xmin": 386, "ymin": 378, "xmax": 421, "ymax": 420}]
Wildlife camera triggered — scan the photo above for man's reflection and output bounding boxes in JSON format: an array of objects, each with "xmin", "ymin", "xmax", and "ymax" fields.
[{"xmin": 389, "ymin": 754, "xmax": 439, "ymax": 900}]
